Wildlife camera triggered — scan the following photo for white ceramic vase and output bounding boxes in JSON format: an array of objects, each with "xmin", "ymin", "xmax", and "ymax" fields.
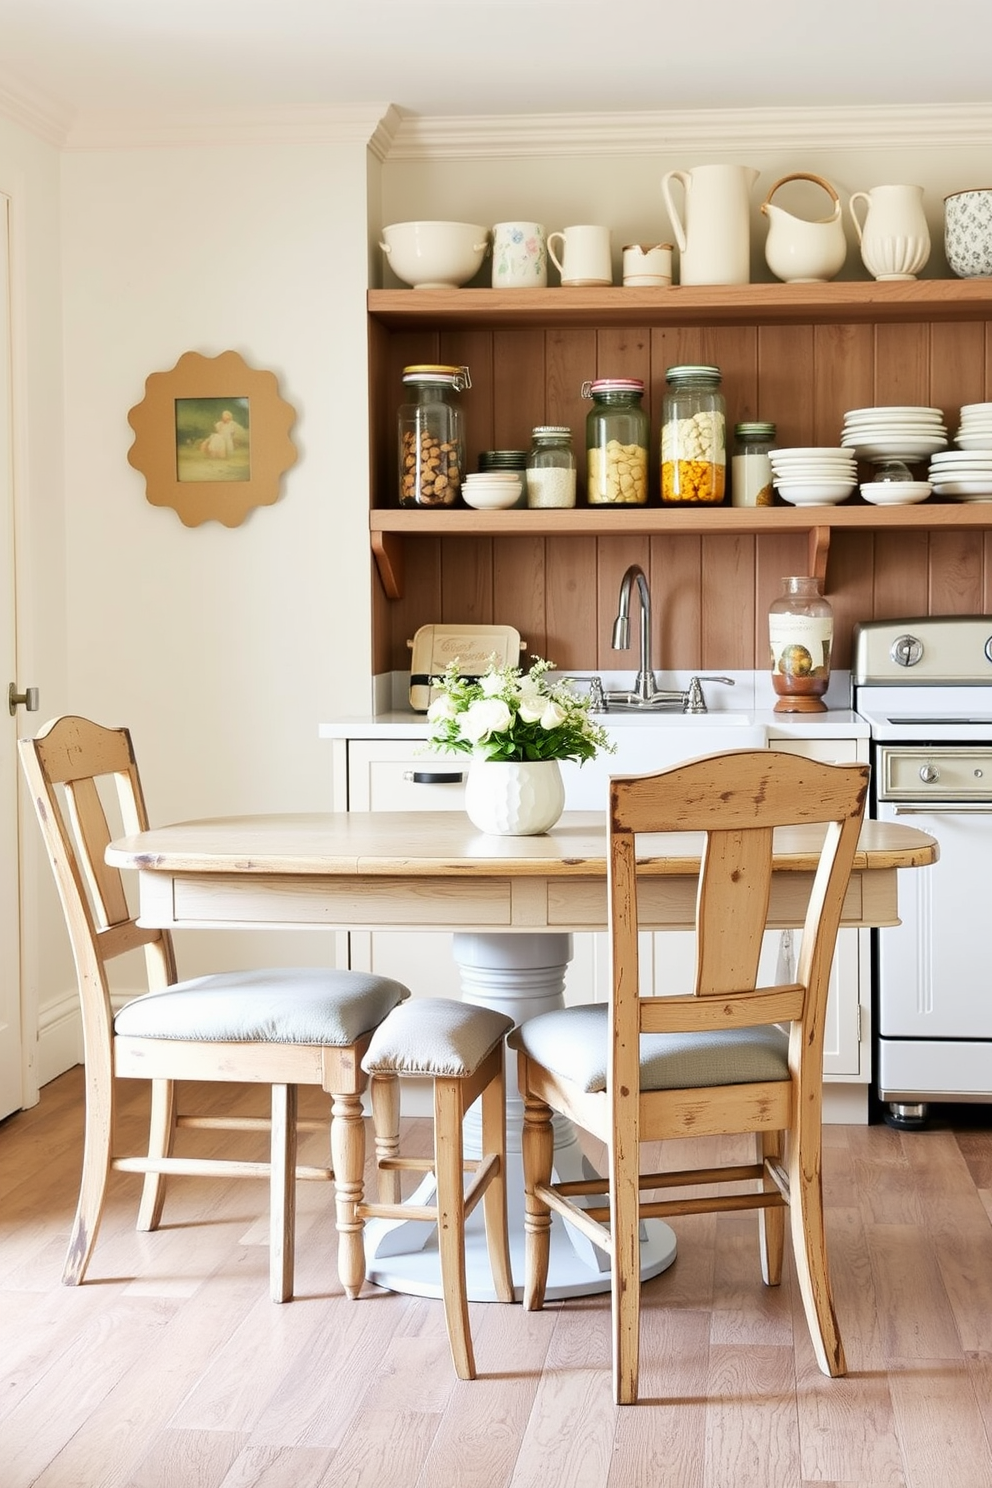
[{"xmin": 464, "ymin": 759, "xmax": 566, "ymax": 836}]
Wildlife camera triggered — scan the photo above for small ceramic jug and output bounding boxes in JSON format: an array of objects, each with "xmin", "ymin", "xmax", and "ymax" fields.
[
  {"xmin": 848, "ymin": 184, "xmax": 931, "ymax": 281},
  {"xmin": 660, "ymin": 163, "xmax": 759, "ymax": 285},
  {"xmin": 761, "ymin": 173, "xmax": 847, "ymax": 283}
]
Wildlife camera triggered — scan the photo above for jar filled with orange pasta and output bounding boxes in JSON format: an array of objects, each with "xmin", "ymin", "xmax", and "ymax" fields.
[{"xmin": 660, "ymin": 364, "xmax": 726, "ymax": 505}]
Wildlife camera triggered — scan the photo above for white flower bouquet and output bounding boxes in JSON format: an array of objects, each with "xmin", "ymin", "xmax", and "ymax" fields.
[{"xmin": 425, "ymin": 655, "xmax": 614, "ymax": 765}]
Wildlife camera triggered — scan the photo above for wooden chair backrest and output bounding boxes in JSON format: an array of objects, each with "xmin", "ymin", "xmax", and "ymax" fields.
[
  {"xmin": 607, "ymin": 749, "xmax": 869, "ymax": 1090},
  {"xmin": 19, "ymin": 716, "xmax": 177, "ymax": 1060}
]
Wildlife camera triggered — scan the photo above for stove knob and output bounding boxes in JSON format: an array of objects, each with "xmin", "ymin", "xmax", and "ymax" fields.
[
  {"xmin": 919, "ymin": 762, "xmax": 939, "ymax": 784},
  {"xmin": 891, "ymin": 633, "xmax": 924, "ymax": 667},
  {"xmin": 985, "ymin": 637, "xmax": 992, "ymax": 665}
]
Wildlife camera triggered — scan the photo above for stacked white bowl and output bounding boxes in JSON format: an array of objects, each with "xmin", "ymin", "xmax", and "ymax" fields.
[
  {"xmin": 460, "ymin": 472, "xmax": 523, "ymax": 510},
  {"xmin": 928, "ymin": 449, "xmax": 992, "ymax": 501},
  {"xmin": 859, "ymin": 458, "xmax": 931, "ymax": 506},
  {"xmin": 954, "ymin": 402, "xmax": 992, "ymax": 451},
  {"xmin": 840, "ymin": 405, "xmax": 947, "ymax": 463},
  {"xmin": 768, "ymin": 446, "xmax": 858, "ymax": 506}
]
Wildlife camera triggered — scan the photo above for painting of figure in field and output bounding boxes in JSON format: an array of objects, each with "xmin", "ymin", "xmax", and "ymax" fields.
[{"xmin": 176, "ymin": 397, "xmax": 250, "ymax": 482}]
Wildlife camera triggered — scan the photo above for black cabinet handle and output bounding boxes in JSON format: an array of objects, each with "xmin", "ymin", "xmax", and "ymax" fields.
[{"xmin": 404, "ymin": 770, "xmax": 465, "ymax": 785}]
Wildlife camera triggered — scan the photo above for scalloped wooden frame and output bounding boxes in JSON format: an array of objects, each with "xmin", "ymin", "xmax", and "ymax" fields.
[{"xmin": 127, "ymin": 349, "xmax": 297, "ymax": 527}]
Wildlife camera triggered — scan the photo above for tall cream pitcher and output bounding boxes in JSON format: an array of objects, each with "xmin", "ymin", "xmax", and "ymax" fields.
[{"xmin": 661, "ymin": 163, "xmax": 760, "ymax": 285}]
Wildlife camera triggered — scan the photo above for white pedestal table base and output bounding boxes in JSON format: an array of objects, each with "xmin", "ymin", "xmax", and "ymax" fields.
[{"xmin": 363, "ymin": 931, "xmax": 678, "ymax": 1301}]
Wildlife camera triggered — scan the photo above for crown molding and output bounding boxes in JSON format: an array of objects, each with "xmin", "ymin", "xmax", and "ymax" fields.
[
  {"xmin": 385, "ymin": 103, "xmax": 992, "ymax": 161},
  {"xmin": 62, "ymin": 103, "xmax": 394, "ymax": 150},
  {"xmin": 0, "ymin": 70, "xmax": 74, "ymax": 147}
]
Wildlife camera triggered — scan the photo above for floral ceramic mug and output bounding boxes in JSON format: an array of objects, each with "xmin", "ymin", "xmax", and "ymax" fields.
[
  {"xmin": 945, "ymin": 188, "xmax": 992, "ymax": 278},
  {"xmin": 491, "ymin": 222, "xmax": 548, "ymax": 289}
]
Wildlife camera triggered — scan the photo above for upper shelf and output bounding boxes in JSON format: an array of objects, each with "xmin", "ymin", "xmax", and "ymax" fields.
[
  {"xmin": 368, "ymin": 279, "xmax": 992, "ymax": 331},
  {"xmin": 369, "ymin": 503, "xmax": 992, "ymax": 600}
]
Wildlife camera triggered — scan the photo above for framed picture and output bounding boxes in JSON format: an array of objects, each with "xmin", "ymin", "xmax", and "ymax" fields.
[{"xmin": 127, "ymin": 349, "xmax": 298, "ymax": 527}]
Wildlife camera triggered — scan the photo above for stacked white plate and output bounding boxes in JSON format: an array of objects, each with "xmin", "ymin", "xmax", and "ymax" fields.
[
  {"xmin": 460, "ymin": 472, "xmax": 523, "ymax": 510},
  {"xmin": 928, "ymin": 449, "xmax": 992, "ymax": 501},
  {"xmin": 954, "ymin": 402, "xmax": 992, "ymax": 452},
  {"xmin": 768, "ymin": 446, "xmax": 858, "ymax": 506},
  {"xmin": 841, "ymin": 405, "xmax": 948, "ymax": 463}
]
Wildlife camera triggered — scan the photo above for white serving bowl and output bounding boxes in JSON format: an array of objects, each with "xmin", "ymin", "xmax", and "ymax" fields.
[
  {"xmin": 774, "ymin": 479, "xmax": 855, "ymax": 505},
  {"xmin": 461, "ymin": 480, "xmax": 522, "ymax": 510},
  {"xmin": 380, "ymin": 221, "xmax": 491, "ymax": 289},
  {"xmin": 955, "ymin": 433, "xmax": 992, "ymax": 451},
  {"xmin": 859, "ymin": 480, "xmax": 932, "ymax": 505}
]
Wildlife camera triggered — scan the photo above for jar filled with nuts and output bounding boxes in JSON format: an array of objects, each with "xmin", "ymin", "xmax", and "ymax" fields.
[
  {"xmin": 582, "ymin": 378, "xmax": 649, "ymax": 505},
  {"xmin": 397, "ymin": 364, "xmax": 470, "ymax": 507},
  {"xmin": 660, "ymin": 365, "xmax": 726, "ymax": 505}
]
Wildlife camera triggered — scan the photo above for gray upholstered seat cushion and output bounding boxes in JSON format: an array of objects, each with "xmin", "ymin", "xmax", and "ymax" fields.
[
  {"xmin": 113, "ymin": 967, "xmax": 410, "ymax": 1045},
  {"xmin": 507, "ymin": 1004, "xmax": 789, "ymax": 1094},
  {"xmin": 362, "ymin": 998, "xmax": 514, "ymax": 1079}
]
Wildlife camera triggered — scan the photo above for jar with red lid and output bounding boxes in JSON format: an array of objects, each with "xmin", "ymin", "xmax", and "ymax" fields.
[
  {"xmin": 582, "ymin": 378, "xmax": 649, "ymax": 505},
  {"xmin": 397, "ymin": 364, "xmax": 470, "ymax": 507}
]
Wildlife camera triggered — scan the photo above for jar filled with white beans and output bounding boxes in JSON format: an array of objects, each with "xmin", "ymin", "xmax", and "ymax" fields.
[
  {"xmin": 582, "ymin": 378, "xmax": 649, "ymax": 505},
  {"xmin": 526, "ymin": 426, "xmax": 576, "ymax": 508},
  {"xmin": 660, "ymin": 364, "xmax": 726, "ymax": 505}
]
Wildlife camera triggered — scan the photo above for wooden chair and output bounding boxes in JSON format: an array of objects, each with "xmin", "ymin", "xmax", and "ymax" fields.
[
  {"xmin": 509, "ymin": 748, "xmax": 869, "ymax": 1404},
  {"xmin": 358, "ymin": 998, "xmax": 515, "ymax": 1379},
  {"xmin": 19, "ymin": 715, "xmax": 411, "ymax": 1303}
]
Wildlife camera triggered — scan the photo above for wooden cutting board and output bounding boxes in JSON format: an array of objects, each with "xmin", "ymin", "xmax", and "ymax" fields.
[{"xmin": 408, "ymin": 624, "xmax": 524, "ymax": 712}]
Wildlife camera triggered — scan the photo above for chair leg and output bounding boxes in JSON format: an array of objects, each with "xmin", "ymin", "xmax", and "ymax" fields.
[
  {"xmin": 789, "ymin": 1119, "xmax": 846, "ymax": 1377},
  {"xmin": 433, "ymin": 1077, "xmax": 475, "ymax": 1381},
  {"xmin": 758, "ymin": 1129, "xmax": 786, "ymax": 1286},
  {"xmin": 370, "ymin": 1072, "xmax": 401, "ymax": 1205},
  {"xmin": 136, "ymin": 1078, "xmax": 176, "ymax": 1232},
  {"xmin": 480, "ymin": 1054, "xmax": 514, "ymax": 1303},
  {"xmin": 63, "ymin": 1051, "xmax": 114, "ymax": 1286},
  {"xmin": 609, "ymin": 1131, "xmax": 642, "ymax": 1406},
  {"xmin": 520, "ymin": 1075, "xmax": 554, "ymax": 1312},
  {"xmin": 331, "ymin": 1090, "xmax": 367, "ymax": 1300},
  {"xmin": 270, "ymin": 1083, "xmax": 297, "ymax": 1303}
]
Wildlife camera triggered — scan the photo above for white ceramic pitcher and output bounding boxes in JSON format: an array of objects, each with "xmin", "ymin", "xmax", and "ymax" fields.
[
  {"xmin": 848, "ymin": 184, "xmax": 931, "ymax": 281},
  {"xmin": 660, "ymin": 163, "xmax": 759, "ymax": 285}
]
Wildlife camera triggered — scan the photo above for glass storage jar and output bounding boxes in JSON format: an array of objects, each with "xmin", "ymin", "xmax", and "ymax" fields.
[
  {"xmin": 397, "ymin": 364, "xmax": 470, "ymax": 507},
  {"xmin": 731, "ymin": 421, "xmax": 776, "ymax": 508},
  {"xmin": 768, "ymin": 576, "xmax": 833, "ymax": 713},
  {"xmin": 582, "ymin": 378, "xmax": 649, "ymax": 505},
  {"xmin": 526, "ymin": 426, "xmax": 576, "ymax": 508},
  {"xmin": 660, "ymin": 364, "xmax": 726, "ymax": 504}
]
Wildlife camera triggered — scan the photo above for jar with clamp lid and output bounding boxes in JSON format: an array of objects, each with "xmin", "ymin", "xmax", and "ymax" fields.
[
  {"xmin": 731, "ymin": 421, "xmax": 776, "ymax": 508},
  {"xmin": 582, "ymin": 378, "xmax": 649, "ymax": 505},
  {"xmin": 660, "ymin": 364, "xmax": 726, "ymax": 504},
  {"xmin": 526, "ymin": 426, "xmax": 576, "ymax": 508},
  {"xmin": 397, "ymin": 364, "xmax": 470, "ymax": 507}
]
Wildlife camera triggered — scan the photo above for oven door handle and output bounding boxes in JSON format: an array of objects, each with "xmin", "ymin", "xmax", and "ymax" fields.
[{"xmin": 888, "ymin": 804, "xmax": 992, "ymax": 815}]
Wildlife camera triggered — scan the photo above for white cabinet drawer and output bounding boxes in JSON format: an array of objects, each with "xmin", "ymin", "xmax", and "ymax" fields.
[
  {"xmin": 347, "ymin": 740, "xmax": 467, "ymax": 811},
  {"xmin": 769, "ymin": 737, "xmax": 864, "ymax": 763}
]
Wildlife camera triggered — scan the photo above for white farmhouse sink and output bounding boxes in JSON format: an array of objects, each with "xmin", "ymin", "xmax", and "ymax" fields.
[{"xmin": 559, "ymin": 714, "xmax": 767, "ymax": 810}]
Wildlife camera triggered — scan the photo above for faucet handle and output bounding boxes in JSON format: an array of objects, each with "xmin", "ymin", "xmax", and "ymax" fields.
[{"xmin": 684, "ymin": 675, "xmax": 735, "ymax": 714}]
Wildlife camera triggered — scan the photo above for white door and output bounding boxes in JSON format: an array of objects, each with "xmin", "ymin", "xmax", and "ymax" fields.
[{"xmin": 0, "ymin": 192, "xmax": 23, "ymax": 1119}]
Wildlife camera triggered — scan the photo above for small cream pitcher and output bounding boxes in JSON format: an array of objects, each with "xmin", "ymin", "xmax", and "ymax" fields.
[
  {"xmin": 848, "ymin": 184, "xmax": 931, "ymax": 281},
  {"xmin": 660, "ymin": 163, "xmax": 759, "ymax": 285},
  {"xmin": 761, "ymin": 173, "xmax": 847, "ymax": 283}
]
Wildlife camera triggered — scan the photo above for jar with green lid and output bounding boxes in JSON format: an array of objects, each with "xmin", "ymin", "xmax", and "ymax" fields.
[
  {"xmin": 660, "ymin": 364, "xmax": 726, "ymax": 505},
  {"xmin": 526, "ymin": 426, "xmax": 576, "ymax": 508},
  {"xmin": 731, "ymin": 421, "xmax": 776, "ymax": 508},
  {"xmin": 397, "ymin": 364, "xmax": 470, "ymax": 507},
  {"xmin": 582, "ymin": 378, "xmax": 649, "ymax": 505}
]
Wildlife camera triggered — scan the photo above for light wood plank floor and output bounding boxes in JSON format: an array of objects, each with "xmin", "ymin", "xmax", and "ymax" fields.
[{"xmin": 2, "ymin": 1068, "xmax": 992, "ymax": 1488}]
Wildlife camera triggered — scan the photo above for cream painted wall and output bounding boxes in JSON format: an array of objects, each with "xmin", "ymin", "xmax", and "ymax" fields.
[{"xmin": 57, "ymin": 136, "xmax": 377, "ymax": 995}]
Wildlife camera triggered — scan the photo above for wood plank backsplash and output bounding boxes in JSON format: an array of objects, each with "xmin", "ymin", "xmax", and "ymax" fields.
[{"xmin": 371, "ymin": 318, "xmax": 992, "ymax": 678}]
